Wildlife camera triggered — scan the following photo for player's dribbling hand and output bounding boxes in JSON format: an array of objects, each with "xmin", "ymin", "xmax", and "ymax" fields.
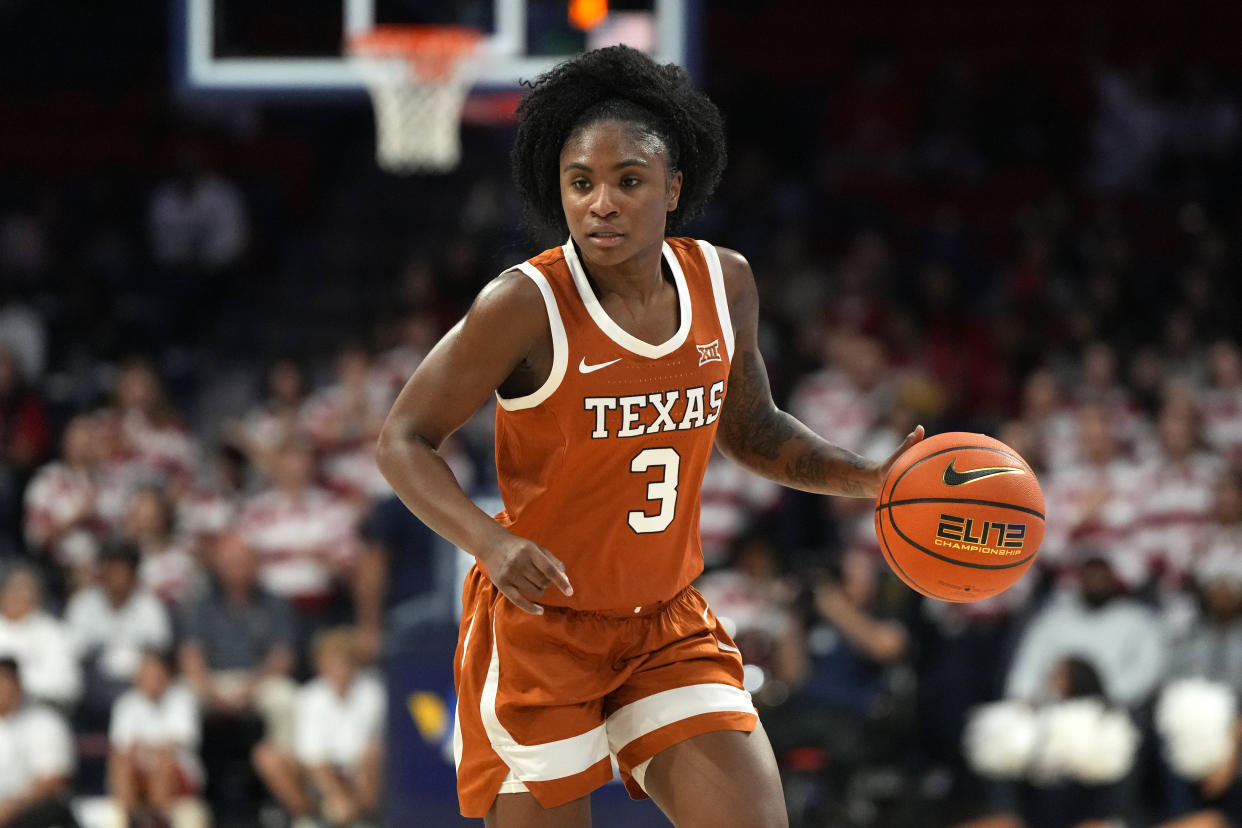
[
  {"xmin": 870, "ymin": 425, "xmax": 925, "ymax": 497},
  {"xmin": 480, "ymin": 535, "xmax": 574, "ymax": 615}
]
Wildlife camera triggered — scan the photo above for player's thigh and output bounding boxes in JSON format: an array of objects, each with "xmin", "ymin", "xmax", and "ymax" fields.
[
  {"xmin": 484, "ymin": 791, "xmax": 592, "ymax": 828},
  {"xmin": 643, "ymin": 721, "xmax": 787, "ymax": 828}
]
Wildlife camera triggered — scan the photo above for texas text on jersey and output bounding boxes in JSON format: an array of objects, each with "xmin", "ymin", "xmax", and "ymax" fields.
[{"xmin": 490, "ymin": 237, "xmax": 735, "ymax": 611}]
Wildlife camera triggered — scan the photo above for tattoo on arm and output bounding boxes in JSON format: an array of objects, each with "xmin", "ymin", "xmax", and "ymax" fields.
[
  {"xmin": 788, "ymin": 452, "xmax": 830, "ymax": 490},
  {"xmin": 720, "ymin": 350, "xmax": 792, "ymax": 460},
  {"xmin": 789, "ymin": 451, "xmax": 869, "ymax": 496},
  {"xmin": 721, "ymin": 350, "xmax": 873, "ymax": 496}
]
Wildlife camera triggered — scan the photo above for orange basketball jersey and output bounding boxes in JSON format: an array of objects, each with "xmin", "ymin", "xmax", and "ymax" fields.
[{"xmin": 491, "ymin": 237, "xmax": 734, "ymax": 611}]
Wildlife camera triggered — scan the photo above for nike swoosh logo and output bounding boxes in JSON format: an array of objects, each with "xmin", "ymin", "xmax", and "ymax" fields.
[
  {"xmin": 578, "ymin": 357, "xmax": 622, "ymax": 374},
  {"xmin": 942, "ymin": 459, "xmax": 1025, "ymax": 486}
]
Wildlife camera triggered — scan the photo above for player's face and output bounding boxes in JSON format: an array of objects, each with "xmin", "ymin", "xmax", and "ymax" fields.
[{"xmin": 559, "ymin": 119, "xmax": 683, "ymax": 268}]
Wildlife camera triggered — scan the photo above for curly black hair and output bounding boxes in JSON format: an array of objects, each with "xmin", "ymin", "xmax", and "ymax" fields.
[{"xmin": 512, "ymin": 45, "xmax": 726, "ymax": 237}]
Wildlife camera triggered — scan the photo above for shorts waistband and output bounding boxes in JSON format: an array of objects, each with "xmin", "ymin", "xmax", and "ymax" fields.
[{"xmin": 545, "ymin": 591, "xmax": 683, "ymax": 619}]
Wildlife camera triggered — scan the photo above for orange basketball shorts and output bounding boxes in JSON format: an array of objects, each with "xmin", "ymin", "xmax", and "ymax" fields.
[{"xmin": 452, "ymin": 565, "xmax": 757, "ymax": 817}]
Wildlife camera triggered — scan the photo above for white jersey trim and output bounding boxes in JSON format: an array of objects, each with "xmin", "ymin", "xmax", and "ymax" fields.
[
  {"xmin": 697, "ymin": 240, "xmax": 735, "ymax": 359},
  {"xmin": 605, "ymin": 682, "xmax": 755, "ymax": 756},
  {"xmin": 628, "ymin": 758, "xmax": 653, "ymax": 793},
  {"xmin": 451, "ymin": 611, "xmax": 477, "ymax": 770},
  {"xmin": 479, "ymin": 621, "xmax": 610, "ymax": 782},
  {"xmin": 563, "ymin": 240, "xmax": 692, "ymax": 359},
  {"xmin": 496, "ymin": 263, "xmax": 569, "ymax": 411}
]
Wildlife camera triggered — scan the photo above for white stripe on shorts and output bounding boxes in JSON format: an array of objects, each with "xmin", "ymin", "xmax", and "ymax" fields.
[
  {"xmin": 480, "ymin": 622, "xmax": 610, "ymax": 783},
  {"xmin": 629, "ymin": 758, "xmax": 653, "ymax": 792},
  {"xmin": 605, "ymin": 683, "xmax": 755, "ymax": 756},
  {"xmin": 498, "ymin": 771, "xmax": 529, "ymax": 793},
  {"xmin": 702, "ymin": 607, "xmax": 742, "ymax": 654},
  {"xmin": 452, "ymin": 614, "xmax": 478, "ymax": 770}
]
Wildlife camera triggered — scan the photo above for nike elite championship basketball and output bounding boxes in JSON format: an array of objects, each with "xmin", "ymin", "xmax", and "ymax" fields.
[{"xmin": 874, "ymin": 432, "xmax": 1044, "ymax": 602}]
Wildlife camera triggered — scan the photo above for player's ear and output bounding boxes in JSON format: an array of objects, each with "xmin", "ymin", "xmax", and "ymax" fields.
[{"xmin": 666, "ymin": 169, "xmax": 683, "ymax": 212}]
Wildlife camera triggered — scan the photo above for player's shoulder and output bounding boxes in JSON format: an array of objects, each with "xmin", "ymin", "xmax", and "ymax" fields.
[
  {"xmin": 667, "ymin": 237, "xmax": 753, "ymax": 282},
  {"xmin": 463, "ymin": 250, "xmax": 569, "ymax": 350},
  {"xmin": 472, "ymin": 257, "xmax": 556, "ymax": 319},
  {"xmin": 708, "ymin": 244, "xmax": 753, "ymax": 277},
  {"xmin": 683, "ymin": 239, "xmax": 757, "ymax": 320}
]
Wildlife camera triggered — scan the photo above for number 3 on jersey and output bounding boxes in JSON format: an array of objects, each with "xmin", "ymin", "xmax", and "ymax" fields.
[{"xmin": 628, "ymin": 447, "xmax": 681, "ymax": 534}]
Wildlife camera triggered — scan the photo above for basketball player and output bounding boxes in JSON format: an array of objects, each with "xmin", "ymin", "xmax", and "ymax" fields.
[{"xmin": 377, "ymin": 46, "xmax": 923, "ymax": 827}]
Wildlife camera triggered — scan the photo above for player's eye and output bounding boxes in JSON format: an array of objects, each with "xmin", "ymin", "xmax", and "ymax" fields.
[
  {"xmin": 569, "ymin": 179, "xmax": 591, "ymax": 191},
  {"xmin": 620, "ymin": 176, "xmax": 641, "ymax": 187}
]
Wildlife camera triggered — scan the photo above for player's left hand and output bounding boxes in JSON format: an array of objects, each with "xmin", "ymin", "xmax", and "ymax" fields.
[{"xmin": 869, "ymin": 425, "xmax": 925, "ymax": 497}]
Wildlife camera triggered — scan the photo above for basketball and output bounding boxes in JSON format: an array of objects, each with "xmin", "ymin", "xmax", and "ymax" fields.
[{"xmin": 874, "ymin": 432, "xmax": 1044, "ymax": 603}]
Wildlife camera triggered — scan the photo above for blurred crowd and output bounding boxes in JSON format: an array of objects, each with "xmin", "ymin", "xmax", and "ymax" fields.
[{"xmin": 4, "ymin": 2, "xmax": 1242, "ymax": 827}]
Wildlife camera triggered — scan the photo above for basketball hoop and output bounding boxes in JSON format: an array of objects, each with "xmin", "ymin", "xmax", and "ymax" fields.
[{"xmin": 348, "ymin": 26, "xmax": 485, "ymax": 174}]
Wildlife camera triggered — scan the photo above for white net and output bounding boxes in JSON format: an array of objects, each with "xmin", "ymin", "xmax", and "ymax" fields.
[{"xmin": 350, "ymin": 28, "xmax": 484, "ymax": 174}]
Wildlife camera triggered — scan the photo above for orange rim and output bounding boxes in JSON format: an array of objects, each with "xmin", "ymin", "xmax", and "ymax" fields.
[{"xmin": 349, "ymin": 25, "xmax": 484, "ymax": 81}]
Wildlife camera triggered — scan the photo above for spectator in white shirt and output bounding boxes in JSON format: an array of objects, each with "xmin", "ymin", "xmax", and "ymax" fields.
[
  {"xmin": 372, "ymin": 310, "xmax": 439, "ymax": 396},
  {"xmin": 788, "ymin": 331, "xmax": 892, "ymax": 458},
  {"xmin": 1041, "ymin": 406, "xmax": 1145, "ymax": 583},
  {"xmin": 108, "ymin": 649, "xmax": 207, "ymax": 828},
  {"xmin": 253, "ymin": 627, "xmax": 384, "ymax": 828},
  {"xmin": 95, "ymin": 359, "xmax": 200, "ymax": 499},
  {"xmin": 22, "ymin": 414, "xmax": 105, "ymax": 588},
  {"xmin": 225, "ymin": 358, "xmax": 310, "ymax": 480},
  {"xmin": 65, "ymin": 542, "xmax": 172, "ymax": 726},
  {"xmin": 0, "ymin": 287, "xmax": 46, "ymax": 385},
  {"xmin": 1073, "ymin": 341, "xmax": 1147, "ymax": 454},
  {"xmin": 1005, "ymin": 556, "xmax": 1167, "ymax": 709},
  {"xmin": 0, "ymin": 657, "xmax": 78, "ymax": 828},
  {"xmin": 0, "ymin": 567, "xmax": 79, "ymax": 709},
  {"xmin": 1200, "ymin": 337, "xmax": 1242, "ymax": 467},
  {"xmin": 1133, "ymin": 401, "xmax": 1224, "ymax": 592},
  {"xmin": 301, "ymin": 345, "xmax": 393, "ymax": 503},
  {"xmin": 148, "ymin": 149, "xmax": 247, "ymax": 271},
  {"xmin": 1193, "ymin": 471, "xmax": 1242, "ymax": 567},
  {"xmin": 123, "ymin": 487, "xmax": 201, "ymax": 607},
  {"xmin": 697, "ymin": 450, "xmax": 782, "ymax": 569},
  {"xmin": 1015, "ymin": 367, "xmax": 1077, "ymax": 475}
]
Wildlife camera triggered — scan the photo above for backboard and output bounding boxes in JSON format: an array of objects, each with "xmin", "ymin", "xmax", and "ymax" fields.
[{"xmin": 172, "ymin": 0, "xmax": 694, "ymax": 100}]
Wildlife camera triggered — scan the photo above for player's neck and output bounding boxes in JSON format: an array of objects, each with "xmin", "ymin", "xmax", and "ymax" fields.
[{"xmin": 576, "ymin": 240, "xmax": 669, "ymax": 302}]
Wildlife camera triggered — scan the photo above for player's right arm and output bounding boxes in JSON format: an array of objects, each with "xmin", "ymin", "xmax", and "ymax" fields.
[{"xmin": 376, "ymin": 271, "xmax": 572, "ymax": 615}]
